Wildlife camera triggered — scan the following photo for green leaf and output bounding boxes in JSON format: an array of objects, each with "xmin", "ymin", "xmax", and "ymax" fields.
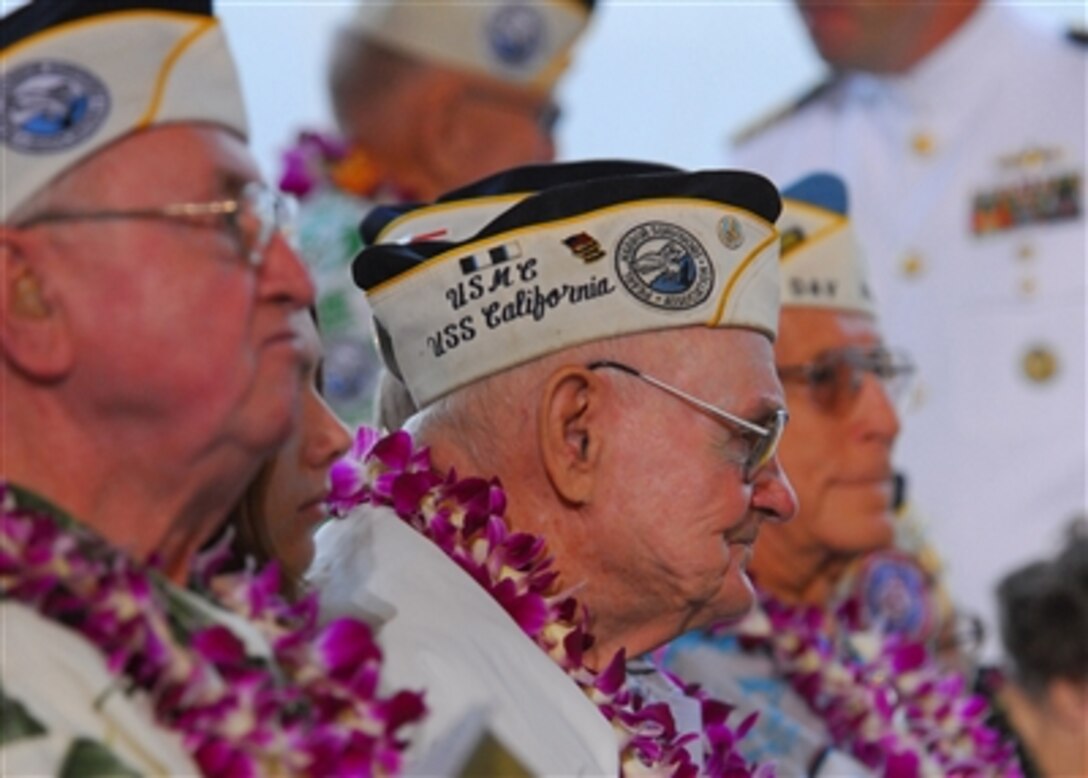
[
  {"xmin": 0, "ymin": 685, "xmax": 47, "ymax": 746},
  {"xmin": 59, "ymin": 738, "xmax": 142, "ymax": 778}
]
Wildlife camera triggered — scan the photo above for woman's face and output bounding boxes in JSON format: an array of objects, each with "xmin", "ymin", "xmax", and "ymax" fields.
[{"xmin": 261, "ymin": 312, "xmax": 352, "ymax": 581}]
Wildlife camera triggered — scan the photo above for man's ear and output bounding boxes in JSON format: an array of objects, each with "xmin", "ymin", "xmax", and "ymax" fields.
[
  {"xmin": 538, "ymin": 366, "xmax": 604, "ymax": 505},
  {"xmin": 412, "ymin": 71, "xmax": 474, "ymax": 185},
  {"xmin": 0, "ymin": 227, "xmax": 73, "ymax": 379}
]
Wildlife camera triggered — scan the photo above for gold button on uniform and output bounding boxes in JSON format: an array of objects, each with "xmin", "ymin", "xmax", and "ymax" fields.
[
  {"xmin": 1018, "ymin": 277, "xmax": 1037, "ymax": 298},
  {"xmin": 910, "ymin": 131, "xmax": 935, "ymax": 156},
  {"xmin": 1022, "ymin": 345, "xmax": 1059, "ymax": 384},
  {"xmin": 900, "ymin": 253, "xmax": 926, "ymax": 278}
]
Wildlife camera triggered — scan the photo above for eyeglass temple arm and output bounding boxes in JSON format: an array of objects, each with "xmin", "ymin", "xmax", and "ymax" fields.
[
  {"xmin": 587, "ymin": 359, "xmax": 770, "ymax": 438},
  {"xmin": 17, "ymin": 199, "xmax": 240, "ymax": 229}
]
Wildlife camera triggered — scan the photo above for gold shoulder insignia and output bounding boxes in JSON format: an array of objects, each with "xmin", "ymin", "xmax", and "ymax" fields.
[{"xmin": 731, "ymin": 77, "xmax": 834, "ymax": 147}]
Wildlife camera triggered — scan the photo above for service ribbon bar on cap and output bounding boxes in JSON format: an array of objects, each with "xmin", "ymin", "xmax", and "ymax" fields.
[
  {"xmin": 778, "ymin": 172, "xmax": 875, "ymax": 317},
  {"xmin": 358, "ymin": 168, "xmax": 781, "ymax": 408},
  {"xmin": 1, "ymin": 0, "xmax": 247, "ymax": 222},
  {"xmin": 367, "ymin": 160, "xmax": 682, "ymax": 246},
  {"xmin": 348, "ymin": 0, "xmax": 594, "ymax": 91}
]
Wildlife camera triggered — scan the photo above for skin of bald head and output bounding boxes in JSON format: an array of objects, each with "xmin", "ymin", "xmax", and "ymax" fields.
[
  {"xmin": 0, "ymin": 124, "xmax": 315, "ymax": 582},
  {"xmin": 794, "ymin": 0, "xmax": 982, "ymax": 74},
  {"xmin": 327, "ymin": 32, "xmax": 557, "ymax": 201},
  {"xmin": 412, "ymin": 326, "xmax": 798, "ymax": 666},
  {"xmin": 749, "ymin": 307, "xmax": 900, "ymax": 606}
]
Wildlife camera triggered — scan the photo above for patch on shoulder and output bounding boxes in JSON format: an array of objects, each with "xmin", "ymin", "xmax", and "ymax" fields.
[{"xmin": 731, "ymin": 77, "xmax": 834, "ymax": 147}]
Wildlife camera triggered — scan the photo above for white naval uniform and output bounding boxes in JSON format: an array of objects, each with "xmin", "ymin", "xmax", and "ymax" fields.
[
  {"xmin": 309, "ymin": 505, "xmax": 620, "ymax": 777},
  {"xmin": 733, "ymin": 4, "xmax": 1087, "ymax": 658}
]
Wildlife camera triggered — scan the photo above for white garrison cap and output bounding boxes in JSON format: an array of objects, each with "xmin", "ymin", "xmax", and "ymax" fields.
[
  {"xmin": 346, "ymin": 0, "xmax": 595, "ymax": 91},
  {"xmin": 355, "ymin": 162, "xmax": 784, "ymax": 408},
  {"xmin": 1, "ymin": 0, "xmax": 247, "ymax": 222},
  {"xmin": 778, "ymin": 172, "xmax": 875, "ymax": 317}
]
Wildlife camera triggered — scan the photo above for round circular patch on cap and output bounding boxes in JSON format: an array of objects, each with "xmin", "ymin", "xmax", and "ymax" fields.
[
  {"xmin": 486, "ymin": 3, "xmax": 546, "ymax": 67},
  {"xmin": 1, "ymin": 60, "xmax": 111, "ymax": 154},
  {"xmin": 615, "ymin": 221, "xmax": 714, "ymax": 311}
]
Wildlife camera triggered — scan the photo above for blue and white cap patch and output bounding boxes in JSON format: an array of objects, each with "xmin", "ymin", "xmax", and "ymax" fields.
[{"xmin": 1, "ymin": 1, "xmax": 248, "ymax": 222}]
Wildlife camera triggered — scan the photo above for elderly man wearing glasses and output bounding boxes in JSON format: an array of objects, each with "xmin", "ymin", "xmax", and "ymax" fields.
[
  {"xmin": 310, "ymin": 161, "xmax": 799, "ymax": 776},
  {"xmin": 663, "ymin": 174, "xmax": 1020, "ymax": 776},
  {"xmin": 0, "ymin": 2, "xmax": 425, "ymax": 776}
]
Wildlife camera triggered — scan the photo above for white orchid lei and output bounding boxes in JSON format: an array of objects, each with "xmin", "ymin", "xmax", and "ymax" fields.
[
  {"xmin": 0, "ymin": 483, "xmax": 424, "ymax": 777},
  {"xmin": 731, "ymin": 591, "xmax": 1022, "ymax": 777},
  {"xmin": 329, "ymin": 427, "xmax": 774, "ymax": 778}
]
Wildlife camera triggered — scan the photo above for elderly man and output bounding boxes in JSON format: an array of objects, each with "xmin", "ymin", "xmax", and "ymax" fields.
[
  {"xmin": 1, "ymin": 2, "xmax": 418, "ymax": 775},
  {"xmin": 733, "ymin": 0, "xmax": 1087, "ymax": 656},
  {"xmin": 664, "ymin": 174, "xmax": 1019, "ymax": 776},
  {"xmin": 310, "ymin": 161, "xmax": 798, "ymax": 775},
  {"xmin": 280, "ymin": 0, "xmax": 597, "ymax": 427}
]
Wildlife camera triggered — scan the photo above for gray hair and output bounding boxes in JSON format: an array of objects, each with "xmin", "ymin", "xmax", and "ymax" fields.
[{"xmin": 327, "ymin": 30, "xmax": 425, "ymax": 135}]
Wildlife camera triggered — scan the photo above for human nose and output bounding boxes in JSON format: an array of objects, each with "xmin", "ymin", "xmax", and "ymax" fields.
[
  {"xmin": 305, "ymin": 394, "xmax": 353, "ymax": 471},
  {"xmin": 856, "ymin": 373, "xmax": 900, "ymax": 443},
  {"xmin": 258, "ymin": 236, "xmax": 315, "ymax": 310},
  {"xmin": 750, "ymin": 455, "xmax": 798, "ymax": 524}
]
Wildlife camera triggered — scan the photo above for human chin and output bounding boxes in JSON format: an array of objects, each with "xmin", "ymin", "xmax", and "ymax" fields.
[
  {"xmin": 817, "ymin": 490, "xmax": 896, "ymax": 555},
  {"xmin": 707, "ymin": 544, "xmax": 758, "ymax": 625}
]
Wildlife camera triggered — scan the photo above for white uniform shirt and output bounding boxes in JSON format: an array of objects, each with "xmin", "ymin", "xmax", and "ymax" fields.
[
  {"xmin": 734, "ymin": 4, "xmax": 1087, "ymax": 657},
  {"xmin": 309, "ymin": 505, "xmax": 619, "ymax": 777}
]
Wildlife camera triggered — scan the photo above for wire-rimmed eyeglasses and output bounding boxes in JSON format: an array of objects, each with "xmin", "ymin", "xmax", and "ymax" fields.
[
  {"xmin": 587, "ymin": 359, "xmax": 788, "ymax": 482},
  {"xmin": 777, "ymin": 346, "xmax": 915, "ymax": 415},
  {"xmin": 16, "ymin": 181, "xmax": 297, "ymax": 267}
]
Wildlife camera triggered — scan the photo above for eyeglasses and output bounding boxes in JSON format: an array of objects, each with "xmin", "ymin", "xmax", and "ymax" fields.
[
  {"xmin": 588, "ymin": 359, "xmax": 788, "ymax": 482},
  {"xmin": 777, "ymin": 346, "xmax": 914, "ymax": 415},
  {"xmin": 16, "ymin": 182, "xmax": 297, "ymax": 267}
]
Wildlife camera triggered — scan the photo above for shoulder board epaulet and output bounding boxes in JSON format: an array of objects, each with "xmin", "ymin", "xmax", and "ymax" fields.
[
  {"xmin": 1067, "ymin": 26, "xmax": 1088, "ymax": 47},
  {"xmin": 731, "ymin": 76, "xmax": 835, "ymax": 147}
]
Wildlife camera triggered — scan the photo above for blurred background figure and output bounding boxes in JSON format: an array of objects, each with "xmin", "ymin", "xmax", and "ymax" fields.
[
  {"xmin": 665, "ymin": 173, "xmax": 1016, "ymax": 776},
  {"xmin": 731, "ymin": 0, "xmax": 1087, "ymax": 659},
  {"xmin": 206, "ymin": 309, "xmax": 351, "ymax": 602},
  {"xmin": 991, "ymin": 521, "xmax": 1088, "ymax": 778},
  {"xmin": 279, "ymin": 0, "xmax": 597, "ymax": 428}
]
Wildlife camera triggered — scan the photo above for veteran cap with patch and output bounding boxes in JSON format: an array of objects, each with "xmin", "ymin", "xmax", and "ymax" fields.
[
  {"xmin": 355, "ymin": 162, "xmax": 783, "ymax": 408},
  {"xmin": 1, "ymin": 0, "xmax": 247, "ymax": 222},
  {"xmin": 346, "ymin": 0, "xmax": 596, "ymax": 91},
  {"xmin": 778, "ymin": 172, "xmax": 875, "ymax": 316}
]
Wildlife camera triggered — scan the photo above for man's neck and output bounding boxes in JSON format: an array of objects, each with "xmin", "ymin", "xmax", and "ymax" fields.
[
  {"xmin": 749, "ymin": 534, "xmax": 850, "ymax": 608},
  {"xmin": 3, "ymin": 403, "xmax": 246, "ymax": 583},
  {"xmin": 900, "ymin": 1, "xmax": 981, "ymax": 73}
]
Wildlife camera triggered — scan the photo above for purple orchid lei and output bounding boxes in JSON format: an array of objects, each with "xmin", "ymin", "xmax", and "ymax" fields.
[
  {"xmin": 732, "ymin": 592, "xmax": 1022, "ymax": 777},
  {"xmin": 0, "ymin": 484, "xmax": 424, "ymax": 777},
  {"xmin": 329, "ymin": 426, "xmax": 774, "ymax": 778},
  {"xmin": 279, "ymin": 131, "xmax": 414, "ymax": 204}
]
